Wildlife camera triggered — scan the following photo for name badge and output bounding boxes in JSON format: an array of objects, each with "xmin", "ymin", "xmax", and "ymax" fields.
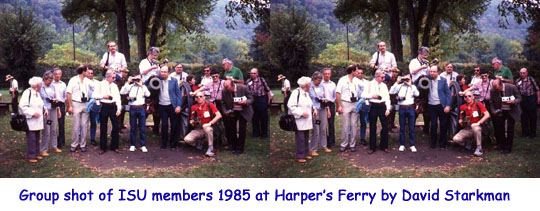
[
  {"xmin": 472, "ymin": 111, "xmax": 479, "ymax": 118},
  {"xmin": 203, "ymin": 111, "xmax": 210, "ymax": 118}
]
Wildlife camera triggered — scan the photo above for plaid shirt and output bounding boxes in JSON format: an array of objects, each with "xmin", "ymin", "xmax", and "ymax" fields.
[
  {"xmin": 515, "ymin": 77, "xmax": 540, "ymax": 96},
  {"xmin": 246, "ymin": 77, "xmax": 270, "ymax": 97}
]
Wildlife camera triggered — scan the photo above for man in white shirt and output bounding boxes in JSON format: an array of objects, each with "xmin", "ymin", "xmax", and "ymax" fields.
[
  {"xmin": 356, "ymin": 67, "xmax": 369, "ymax": 146},
  {"xmin": 170, "ymin": 63, "xmax": 188, "ymax": 82},
  {"xmin": 469, "ymin": 65, "xmax": 482, "ymax": 86},
  {"xmin": 321, "ymin": 68, "xmax": 336, "ymax": 148},
  {"xmin": 278, "ymin": 74, "xmax": 291, "ymax": 113},
  {"xmin": 96, "ymin": 70, "xmax": 122, "ymax": 154},
  {"xmin": 440, "ymin": 63, "xmax": 459, "ymax": 86},
  {"xmin": 369, "ymin": 41, "xmax": 397, "ymax": 77},
  {"xmin": 99, "ymin": 42, "xmax": 127, "ymax": 78},
  {"xmin": 6, "ymin": 74, "xmax": 19, "ymax": 114},
  {"xmin": 52, "ymin": 68, "xmax": 67, "ymax": 148},
  {"xmin": 140, "ymin": 46, "xmax": 161, "ymax": 83},
  {"xmin": 86, "ymin": 68, "xmax": 99, "ymax": 146},
  {"xmin": 199, "ymin": 65, "xmax": 213, "ymax": 87},
  {"xmin": 362, "ymin": 70, "xmax": 391, "ymax": 154},
  {"xmin": 336, "ymin": 65, "xmax": 364, "ymax": 152},
  {"xmin": 409, "ymin": 46, "xmax": 430, "ymax": 83},
  {"xmin": 120, "ymin": 73, "xmax": 151, "ymax": 153},
  {"xmin": 389, "ymin": 72, "xmax": 419, "ymax": 152},
  {"xmin": 66, "ymin": 65, "xmax": 93, "ymax": 152}
]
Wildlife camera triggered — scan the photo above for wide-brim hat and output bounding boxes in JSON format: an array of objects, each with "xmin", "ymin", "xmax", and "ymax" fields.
[
  {"xmin": 277, "ymin": 74, "xmax": 286, "ymax": 81},
  {"xmin": 5, "ymin": 74, "xmax": 13, "ymax": 81}
]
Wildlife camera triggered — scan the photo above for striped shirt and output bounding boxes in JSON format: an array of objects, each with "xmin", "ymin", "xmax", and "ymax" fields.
[
  {"xmin": 515, "ymin": 77, "xmax": 540, "ymax": 96},
  {"xmin": 246, "ymin": 77, "xmax": 270, "ymax": 97}
]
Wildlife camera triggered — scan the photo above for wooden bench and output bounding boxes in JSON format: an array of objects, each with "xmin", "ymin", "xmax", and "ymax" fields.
[
  {"xmin": 269, "ymin": 102, "xmax": 283, "ymax": 115},
  {"xmin": 0, "ymin": 102, "xmax": 10, "ymax": 115}
]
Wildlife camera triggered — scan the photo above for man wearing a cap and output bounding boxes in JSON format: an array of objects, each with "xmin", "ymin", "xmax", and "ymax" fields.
[
  {"xmin": 278, "ymin": 74, "xmax": 291, "ymax": 114},
  {"xmin": 6, "ymin": 74, "xmax": 19, "ymax": 113}
]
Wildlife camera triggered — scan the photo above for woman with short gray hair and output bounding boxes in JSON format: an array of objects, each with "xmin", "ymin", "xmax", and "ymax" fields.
[
  {"xmin": 308, "ymin": 71, "xmax": 331, "ymax": 156},
  {"xmin": 40, "ymin": 71, "xmax": 62, "ymax": 157},
  {"xmin": 20, "ymin": 77, "xmax": 48, "ymax": 163},
  {"xmin": 288, "ymin": 76, "xmax": 317, "ymax": 163}
]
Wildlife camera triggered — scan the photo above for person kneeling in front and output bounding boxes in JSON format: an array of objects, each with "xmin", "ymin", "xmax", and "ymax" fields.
[
  {"xmin": 184, "ymin": 92, "xmax": 222, "ymax": 157},
  {"xmin": 451, "ymin": 90, "xmax": 490, "ymax": 156}
]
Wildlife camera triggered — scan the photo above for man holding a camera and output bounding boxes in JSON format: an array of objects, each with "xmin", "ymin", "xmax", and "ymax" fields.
[
  {"xmin": 66, "ymin": 65, "xmax": 94, "ymax": 152},
  {"xmin": 389, "ymin": 72, "xmax": 419, "ymax": 153},
  {"xmin": 96, "ymin": 70, "xmax": 122, "ymax": 154},
  {"xmin": 120, "ymin": 73, "xmax": 151, "ymax": 152},
  {"xmin": 336, "ymin": 65, "xmax": 364, "ymax": 152},
  {"xmin": 221, "ymin": 79, "xmax": 253, "ymax": 154},
  {"xmin": 451, "ymin": 90, "xmax": 490, "ymax": 156},
  {"xmin": 52, "ymin": 68, "xmax": 67, "ymax": 149},
  {"xmin": 362, "ymin": 70, "xmax": 392, "ymax": 154},
  {"xmin": 490, "ymin": 79, "xmax": 521, "ymax": 154},
  {"xmin": 184, "ymin": 92, "xmax": 222, "ymax": 157}
]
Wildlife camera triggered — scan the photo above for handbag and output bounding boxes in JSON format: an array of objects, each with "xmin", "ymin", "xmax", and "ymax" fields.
[
  {"xmin": 89, "ymin": 99, "xmax": 102, "ymax": 113},
  {"xmin": 279, "ymin": 89, "xmax": 300, "ymax": 131},
  {"xmin": 145, "ymin": 100, "xmax": 156, "ymax": 115},
  {"xmin": 10, "ymin": 89, "xmax": 31, "ymax": 132}
]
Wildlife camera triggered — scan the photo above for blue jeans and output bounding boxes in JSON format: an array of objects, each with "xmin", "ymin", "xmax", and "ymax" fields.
[
  {"xmin": 359, "ymin": 111, "xmax": 368, "ymax": 140},
  {"xmin": 398, "ymin": 107, "xmax": 416, "ymax": 146},
  {"xmin": 129, "ymin": 107, "xmax": 147, "ymax": 147},
  {"xmin": 89, "ymin": 110, "xmax": 97, "ymax": 141}
]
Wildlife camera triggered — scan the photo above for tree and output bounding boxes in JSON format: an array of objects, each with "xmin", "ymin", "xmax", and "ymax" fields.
[
  {"xmin": 314, "ymin": 43, "xmax": 370, "ymax": 67},
  {"xmin": 264, "ymin": 6, "xmax": 319, "ymax": 81},
  {"xmin": 0, "ymin": 7, "xmax": 51, "ymax": 88}
]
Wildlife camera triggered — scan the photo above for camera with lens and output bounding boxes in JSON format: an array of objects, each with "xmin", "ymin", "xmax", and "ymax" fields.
[
  {"xmin": 461, "ymin": 116, "xmax": 470, "ymax": 126},
  {"xmin": 233, "ymin": 96, "xmax": 247, "ymax": 103},
  {"xmin": 47, "ymin": 98, "xmax": 61, "ymax": 108},
  {"xmin": 401, "ymin": 78, "xmax": 410, "ymax": 83},
  {"xmin": 315, "ymin": 119, "xmax": 321, "ymax": 125},
  {"xmin": 396, "ymin": 96, "xmax": 406, "ymax": 101},
  {"xmin": 130, "ymin": 77, "xmax": 141, "ymax": 84},
  {"xmin": 81, "ymin": 93, "xmax": 88, "ymax": 103},
  {"xmin": 350, "ymin": 93, "xmax": 358, "ymax": 102},
  {"xmin": 191, "ymin": 111, "xmax": 201, "ymax": 127},
  {"xmin": 127, "ymin": 96, "xmax": 137, "ymax": 101},
  {"xmin": 316, "ymin": 97, "xmax": 328, "ymax": 107},
  {"xmin": 46, "ymin": 120, "xmax": 52, "ymax": 125}
]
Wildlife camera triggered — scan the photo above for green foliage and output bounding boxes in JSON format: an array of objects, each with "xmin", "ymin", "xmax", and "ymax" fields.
[
  {"xmin": 38, "ymin": 43, "xmax": 98, "ymax": 67},
  {"xmin": 264, "ymin": 6, "xmax": 320, "ymax": 81},
  {"xmin": 0, "ymin": 6, "xmax": 52, "ymax": 88},
  {"xmin": 313, "ymin": 43, "xmax": 370, "ymax": 67}
]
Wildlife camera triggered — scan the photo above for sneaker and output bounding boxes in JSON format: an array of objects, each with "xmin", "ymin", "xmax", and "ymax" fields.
[
  {"xmin": 410, "ymin": 146, "xmax": 417, "ymax": 153},
  {"xmin": 339, "ymin": 147, "xmax": 346, "ymax": 152},
  {"xmin": 205, "ymin": 149, "xmax": 215, "ymax": 157},
  {"xmin": 80, "ymin": 147, "xmax": 87, "ymax": 152},
  {"xmin": 141, "ymin": 146, "xmax": 148, "ymax": 153},
  {"xmin": 350, "ymin": 147, "xmax": 356, "ymax": 152},
  {"xmin": 69, "ymin": 147, "xmax": 77, "ymax": 152},
  {"xmin": 399, "ymin": 145, "xmax": 405, "ymax": 152},
  {"xmin": 129, "ymin": 146, "xmax": 136, "ymax": 152},
  {"xmin": 474, "ymin": 148, "xmax": 483, "ymax": 156}
]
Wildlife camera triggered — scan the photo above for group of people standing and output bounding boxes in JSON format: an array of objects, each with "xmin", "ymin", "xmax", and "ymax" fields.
[{"xmin": 285, "ymin": 41, "xmax": 537, "ymax": 163}]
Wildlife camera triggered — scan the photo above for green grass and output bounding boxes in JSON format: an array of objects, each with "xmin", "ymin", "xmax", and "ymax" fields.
[{"xmin": 0, "ymin": 111, "xmax": 269, "ymax": 178}]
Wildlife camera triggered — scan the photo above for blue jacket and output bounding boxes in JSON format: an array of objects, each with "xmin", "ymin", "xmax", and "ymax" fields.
[
  {"xmin": 167, "ymin": 77, "xmax": 183, "ymax": 109},
  {"xmin": 429, "ymin": 76, "xmax": 451, "ymax": 108}
]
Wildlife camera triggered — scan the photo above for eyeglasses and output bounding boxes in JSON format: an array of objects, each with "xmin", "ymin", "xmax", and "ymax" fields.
[
  {"xmin": 465, "ymin": 95, "xmax": 474, "ymax": 98},
  {"xmin": 195, "ymin": 96, "xmax": 204, "ymax": 99},
  {"xmin": 481, "ymin": 74, "xmax": 488, "ymax": 78},
  {"xmin": 204, "ymin": 70, "xmax": 210, "ymax": 72},
  {"xmin": 211, "ymin": 75, "xmax": 219, "ymax": 78},
  {"xmin": 250, "ymin": 73, "xmax": 257, "ymax": 75}
]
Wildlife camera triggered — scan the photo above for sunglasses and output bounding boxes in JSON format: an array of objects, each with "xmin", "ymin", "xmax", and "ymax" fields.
[
  {"xmin": 195, "ymin": 96, "xmax": 204, "ymax": 99},
  {"xmin": 465, "ymin": 95, "xmax": 474, "ymax": 98}
]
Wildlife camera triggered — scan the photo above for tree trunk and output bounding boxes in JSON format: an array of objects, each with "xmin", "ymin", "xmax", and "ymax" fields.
[
  {"xmin": 132, "ymin": 0, "xmax": 147, "ymax": 60},
  {"xmin": 406, "ymin": 0, "xmax": 419, "ymax": 59},
  {"xmin": 149, "ymin": 0, "xmax": 168, "ymax": 47},
  {"xmin": 421, "ymin": 0, "xmax": 439, "ymax": 47},
  {"xmin": 387, "ymin": 0, "xmax": 403, "ymax": 62},
  {"xmin": 115, "ymin": 0, "xmax": 130, "ymax": 62}
]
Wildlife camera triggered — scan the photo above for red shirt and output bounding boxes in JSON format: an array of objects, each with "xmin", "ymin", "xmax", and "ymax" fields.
[
  {"xmin": 190, "ymin": 102, "xmax": 218, "ymax": 124},
  {"xmin": 459, "ymin": 101, "xmax": 487, "ymax": 124},
  {"xmin": 191, "ymin": 84, "xmax": 199, "ymax": 92}
]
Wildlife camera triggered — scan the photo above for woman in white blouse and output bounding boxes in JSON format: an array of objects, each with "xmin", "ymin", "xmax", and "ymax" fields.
[
  {"xmin": 288, "ymin": 77, "xmax": 318, "ymax": 163},
  {"xmin": 20, "ymin": 77, "xmax": 48, "ymax": 163}
]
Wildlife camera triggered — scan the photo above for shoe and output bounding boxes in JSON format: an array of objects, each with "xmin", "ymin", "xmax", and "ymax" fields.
[
  {"xmin": 297, "ymin": 159, "xmax": 307, "ymax": 163},
  {"xmin": 114, "ymin": 149, "xmax": 121, "ymax": 154},
  {"xmin": 80, "ymin": 147, "xmax": 87, "ymax": 152},
  {"xmin": 141, "ymin": 146, "xmax": 148, "ymax": 153},
  {"xmin": 52, "ymin": 148, "xmax": 62, "ymax": 153},
  {"xmin": 410, "ymin": 146, "xmax": 417, "ymax": 153},
  {"xmin": 474, "ymin": 148, "xmax": 483, "ymax": 156},
  {"xmin": 361, "ymin": 139, "xmax": 367, "ymax": 146},
  {"xmin": 368, "ymin": 150, "xmax": 375, "ymax": 154},
  {"xmin": 323, "ymin": 148, "xmax": 332, "ymax": 153},
  {"xmin": 36, "ymin": 156, "xmax": 43, "ymax": 160},
  {"xmin": 195, "ymin": 141, "xmax": 203, "ymax": 151},
  {"xmin": 28, "ymin": 159, "xmax": 38, "ymax": 163},
  {"xmin": 129, "ymin": 146, "xmax": 136, "ymax": 152},
  {"xmin": 205, "ymin": 149, "xmax": 215, "ymax": 157},
  {"xmin": 339, "ymin": 147, "xmax": 346, "ymax": 152},
  {"xmin": 310, "ymin": 151, "xmax": 319, "ymax": 157},
  {"xmin": 399, "ymin": 145, "xmax": 405, "ymax": 152},
  {"xmin": 350, "ymin": 147, "xmax": 356, "ymax": 152},
  {"xmin": 57, "ymin": 144, "xmax": 65, "ymax": 149},
  {"xmin": 70, "ymin": 147, "xmax": 76, "ymax": 152},
  {"xmin": 383, "ymin": 149, "xmax": 390, "ymax": 153},
  {"xmin": 99, "ymin": 150, "xmax": 105, "ymax": 155},
  {"xmin": 40, "ymin": 151, "xmax": 49, "ymax": 157},
  {"xmin": 305, "ymin": 155, "xmax": 312, "ymax": 160},
  {"xmin": 91, "ymin": 140, "xmax": 97, "ymax": 146},
  {"xmin": 465, "ymin": 141, "xmax": 472, "ymax": 150}
]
